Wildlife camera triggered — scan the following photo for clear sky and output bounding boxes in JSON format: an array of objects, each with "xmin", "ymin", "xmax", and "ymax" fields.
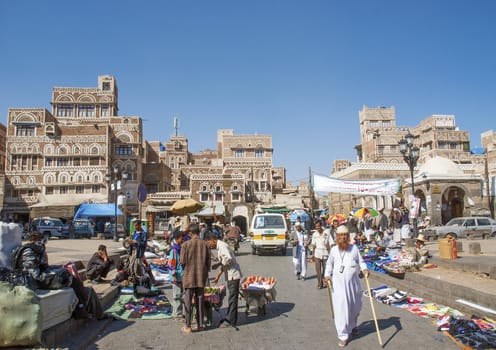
[{"xmin": 1, "ymin": 1, "xmax": 495, "ymax": 184}]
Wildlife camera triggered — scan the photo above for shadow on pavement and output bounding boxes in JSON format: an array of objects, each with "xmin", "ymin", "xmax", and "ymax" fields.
[
  {"xmin": 355, "ymin": 316, "xmax": 402, "ymax": 347},
  {"xmin": 84, "ymin": 319, "xmax": 135, "ymax": 350},
  {"xmin": 234, "ymin": 302, "xmax": 295, "ymax": 327}
]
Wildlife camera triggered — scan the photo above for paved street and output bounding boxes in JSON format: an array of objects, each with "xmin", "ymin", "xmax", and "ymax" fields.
[{"xmin": 84, "ymin": 242, "xmax": 459, "ymax": 350}]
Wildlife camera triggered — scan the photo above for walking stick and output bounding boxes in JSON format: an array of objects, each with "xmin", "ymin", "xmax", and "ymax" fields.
[
  {"xmin": 365, "ymin": 273, "xmax": 383, "ymax": 347},
  {"xmin": 326, "ymin": 280, "xmax": 334, "ymax": 319}
]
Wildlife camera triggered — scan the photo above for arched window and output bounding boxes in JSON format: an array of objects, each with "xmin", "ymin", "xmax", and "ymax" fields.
[
  {"xmin": 60, "ymin": 174, "xmax": 68, "ymax": 184},
  {"xmin": 46, "ymin": 174, "xmax": 54, "ymax": 184}
]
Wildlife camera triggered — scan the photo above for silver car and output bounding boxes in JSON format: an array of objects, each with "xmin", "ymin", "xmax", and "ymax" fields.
[{"xmin": 423, "ymin": 216, "xmax": 496, "ymax": 240}]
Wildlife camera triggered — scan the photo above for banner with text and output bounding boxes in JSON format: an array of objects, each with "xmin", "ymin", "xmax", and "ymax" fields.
[{"xmin": 313, "ymin": 174, "xmax": 401, "ymax": 196}]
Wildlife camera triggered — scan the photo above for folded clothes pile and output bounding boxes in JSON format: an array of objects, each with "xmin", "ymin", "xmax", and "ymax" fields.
[
  {"xmin": 367, "ymin": 285, "xmax": 408, "ymax": 305},
  {"xmin": 106, "ymin": 294, "xmax": 172, "ymax": 320},
  {"xmin": 447, "ymin": 318, "xmax": 496, "ymax": 350}
]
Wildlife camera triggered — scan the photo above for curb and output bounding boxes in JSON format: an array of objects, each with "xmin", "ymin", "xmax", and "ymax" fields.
[
  {"xmin": 430, "ymin": 256, "xmax": 496, "ymax": 279},
  {"xmin": 369, "ymin": 270, "xmax": 496, "ymax": 318},
  {"xmin": 41, "ymin": 254, "xmax": 126, "ymax": 348}
]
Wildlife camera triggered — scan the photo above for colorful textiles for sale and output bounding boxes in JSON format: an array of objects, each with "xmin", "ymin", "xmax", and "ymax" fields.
[
  {"xmin": 106, "ymin": 293, "xmax": 172, "ymax": 320},
  {"xmin": 367, "ymin": 285, "xmax": 496, "ymax": 349},
  {"xmin": 447, "ymin": 318, "xmax": 496, "ymax": 350}
]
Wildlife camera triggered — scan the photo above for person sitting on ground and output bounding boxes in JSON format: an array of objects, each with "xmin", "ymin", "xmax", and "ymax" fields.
[
  {"xmin": 399, "ymin": 234, "xmax": 430, "ymax": 271},
  {"xmin": 86, "ymin": 244, "xmax": 112, "ymax": 284},
  {"xmin": 414, "ymin": 234, "xmax": 429, "ymax": 265},
  {"xmin": 12, "ymin": 231, "xmax": 105, "ymax": 319},
  {"xmin": 353, "ymin": 231, "xmax": 367, "ymax": 247},
  {"xmin": 373, "ymin": 231, "xmax": 390, "ymax": 255}
]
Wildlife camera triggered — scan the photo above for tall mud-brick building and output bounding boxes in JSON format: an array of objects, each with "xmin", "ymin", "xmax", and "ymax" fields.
[{"xmin": 4, "ymin": 75, "xmax": 143, "ymax": 224}]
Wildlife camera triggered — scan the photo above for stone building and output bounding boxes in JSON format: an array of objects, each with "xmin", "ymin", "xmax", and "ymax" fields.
[
  {"xmin": 0, "ymin": 124, "xmax": 6, "ymax": 217},
  {"xmin": 326, "ymin": 105, "xmax": 488, "ymax": 226},
  {"xmin": 356, "ymin": 106, "xmax": 472, "ymax": 165},
  {"xmin": 3, "ymin": 75, "xmax": 143, "ymax": 224},
  {"xmin": 2, "ymin": 75, "xmax": 288, "ymax": 232},
  {"xmin": 146, "ymin": 129, "xmax": 280, "ymax": 234}
]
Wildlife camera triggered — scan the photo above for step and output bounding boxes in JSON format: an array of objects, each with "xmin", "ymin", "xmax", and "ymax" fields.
[
  {"xmin": 369, "ymin": 270, "xmax": 496, "ymax": 318},
  {"xmin": 430, "ymin": 256, "xmax": 496, "ymax": 279}
]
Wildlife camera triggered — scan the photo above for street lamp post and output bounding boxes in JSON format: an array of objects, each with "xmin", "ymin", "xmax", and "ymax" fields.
[
  {"xmin": 399, "ymin": 132, "xmax": 420, "ymax": 238},
  {"xmin": 105, "ymin": 166, "xmax": 128, "ymax": 241}
]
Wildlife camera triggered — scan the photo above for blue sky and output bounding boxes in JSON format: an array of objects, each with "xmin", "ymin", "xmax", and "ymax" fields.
[{"xmin": 1, "ymin": 1, "xmax": 495, "ymax": 184}]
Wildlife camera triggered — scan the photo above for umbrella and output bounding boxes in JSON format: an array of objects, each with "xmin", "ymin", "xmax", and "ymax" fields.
[
  {"xmin": 171, "ymin": 198, "xmax": 204, "ymax": 215},
  {"xmin": 351, "ymin": 207, "xmax": 379, "ymax": 218},
  {"xmin": 327, "ymin": 213, "xmax": 347, "ymax": 225},
  {"xmin": 289, "ymin": 209, "xmax": 311, "ymax": 222}
]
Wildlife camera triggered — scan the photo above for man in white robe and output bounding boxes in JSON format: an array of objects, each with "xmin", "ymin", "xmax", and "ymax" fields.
[
  {"xmin": 324, "ymin": 225, "xmax": 370, "ymax": 347},
  {"xmin": 291, "ymin": 221, "xmax": 308, "ymax": 280}
]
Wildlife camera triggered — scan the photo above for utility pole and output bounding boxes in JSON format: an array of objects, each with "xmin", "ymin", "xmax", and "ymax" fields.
[
  {"xmin": 485, "ymin": 150, "xmax": 494, "ymax": 218},
  {"xmin": 308, "ymin": 167, "xmax": 314, "ymax": 222}
]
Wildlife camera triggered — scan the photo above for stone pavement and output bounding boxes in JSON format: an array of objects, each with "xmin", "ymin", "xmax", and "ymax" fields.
[{"xmin": 41, "ymin": 236, "xmax": 496, "ymax": 349}]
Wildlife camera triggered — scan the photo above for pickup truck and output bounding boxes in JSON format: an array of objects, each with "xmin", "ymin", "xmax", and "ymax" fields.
[{"xmin": 421, "ymin": 216, "xmax": 496, "ymax": 240}]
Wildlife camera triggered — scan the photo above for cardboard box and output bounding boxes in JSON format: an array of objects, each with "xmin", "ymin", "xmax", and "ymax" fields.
[{"xmin": 439, "ymin": 238, "xmax": 456, "ymax": 259}]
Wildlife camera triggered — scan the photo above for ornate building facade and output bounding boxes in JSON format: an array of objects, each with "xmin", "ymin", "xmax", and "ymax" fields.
[{"xmin": 3, "ymin": 76, "xmax": 143, "ymax": 223}]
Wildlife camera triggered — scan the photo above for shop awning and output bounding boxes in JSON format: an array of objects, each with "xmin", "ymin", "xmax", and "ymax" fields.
[
  {"xmin": 197, "ymin": 203, "xmax": 225, "ymax": 217},
  {"xmin": 73, "ymin": 203, "xmax": 123, "ymax": 219},
  {"xmin": 30, "ymin": 204, "xmax": 76, "ymax": 219},
  {"xmin": 146, "ymin": 205, "xmax": 172, "ymax": 213}
]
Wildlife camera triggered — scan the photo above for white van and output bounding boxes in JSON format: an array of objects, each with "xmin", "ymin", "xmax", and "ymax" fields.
[{"xmin": 250, "ymin": 213, "xmax": 288, "ymax": 255}]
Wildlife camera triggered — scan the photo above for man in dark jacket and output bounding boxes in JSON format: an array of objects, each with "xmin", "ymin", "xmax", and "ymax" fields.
[
  {"xmin": 86, "ymin": 244, "xmax": 112, "ymax": 284},
  {"xmin": 180, "ymin": 223, "xmax": 211, "ymax": 334}
]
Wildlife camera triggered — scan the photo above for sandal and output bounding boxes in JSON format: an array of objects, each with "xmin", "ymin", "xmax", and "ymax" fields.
[
  {"xmin": 181, "ymin": 326, "xmax": 192, "ymax": 334},
  {"xmin": 338, "ymin": 340, "xmax": 347, "ymax": 347}
]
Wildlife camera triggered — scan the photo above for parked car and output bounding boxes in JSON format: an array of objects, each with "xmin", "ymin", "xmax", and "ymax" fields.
[
  {"xmin": 30, "ymin": 217, "xmax": 64, "ymax": 240},
  {"xmin": 72, "ymin": 219, "xmax": 95, "ymax": 238},
  {"xmin": 422, "ymin": 216, "xmax": 496, "ymax": 240},
  {"xmin": 103, "ymin": 223, "xmax": 126, "ymax": 239}
]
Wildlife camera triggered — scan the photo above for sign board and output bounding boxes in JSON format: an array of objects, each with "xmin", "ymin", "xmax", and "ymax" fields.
[{"xmin": 137, "ymin": 183, "xmax": 147, "ymax": 202}]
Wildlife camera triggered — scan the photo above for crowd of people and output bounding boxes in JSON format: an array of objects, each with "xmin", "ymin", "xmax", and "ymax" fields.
[
  {"xmin": 289, "ymin": 206, "xmax": 431, "ymax": 347},
  {"xmin": 1, "ymin": 205, "xmax": 429, "ymax": 347},
  {"xmin": 165, "ymin": 222, "xmax": 242, "ymax": 334}
]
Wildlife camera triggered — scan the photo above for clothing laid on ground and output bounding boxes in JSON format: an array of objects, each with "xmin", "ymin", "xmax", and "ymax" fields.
[{"xmin": 324, "ymin": 244, "xmax": 367, "ymax": 343}]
